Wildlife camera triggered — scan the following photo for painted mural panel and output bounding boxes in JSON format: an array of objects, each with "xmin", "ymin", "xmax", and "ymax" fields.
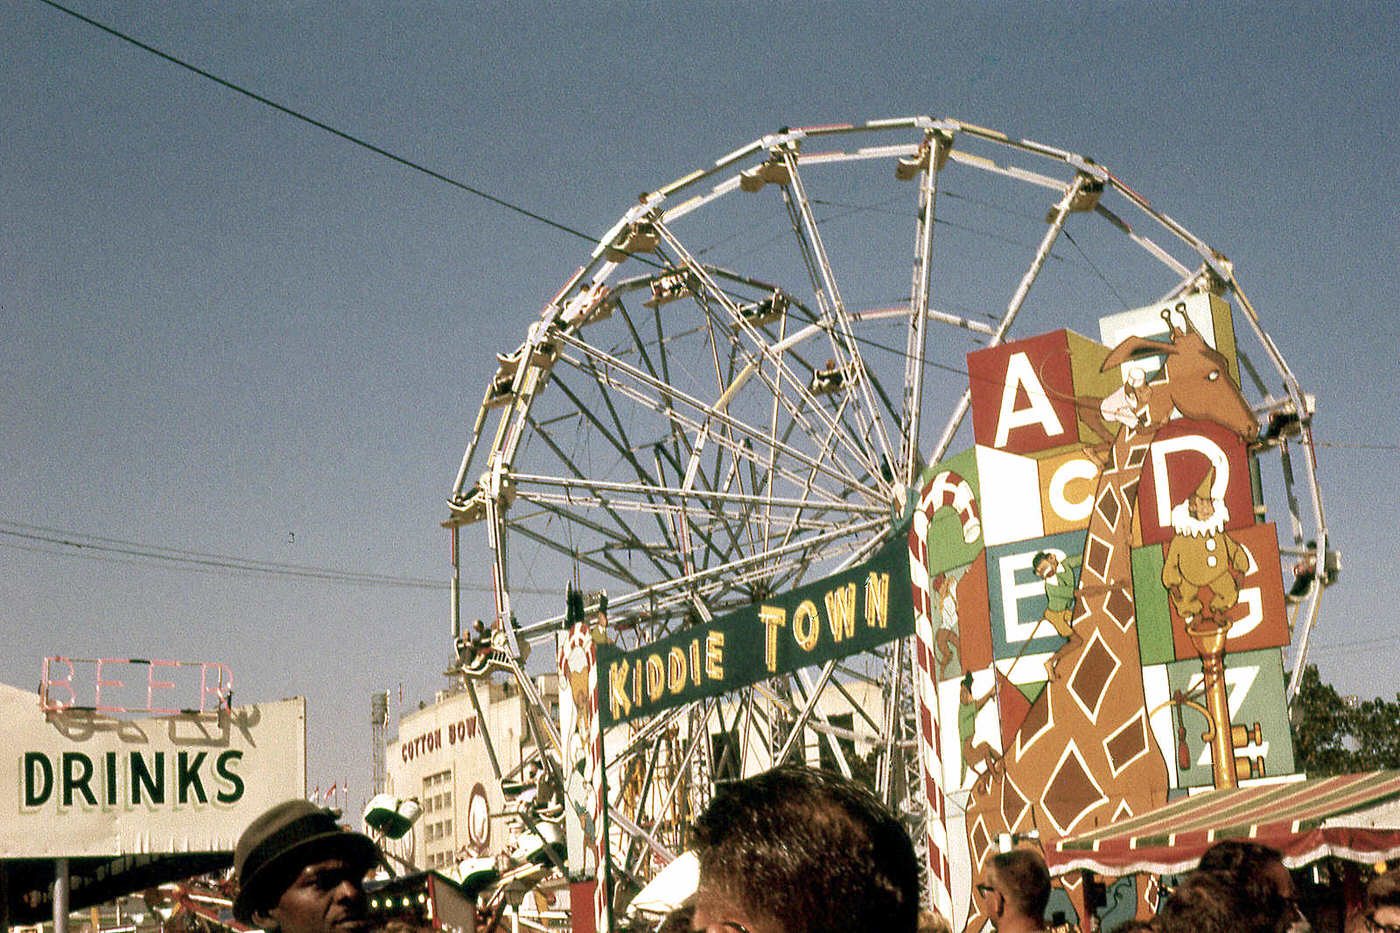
[
  {"xmin": 912, "ymin": 296, "xmax": 1299, "ymax": 932},
  {"xmin": 1158, "ymin": 648, "xmax": 1296, "ymax": 789}
]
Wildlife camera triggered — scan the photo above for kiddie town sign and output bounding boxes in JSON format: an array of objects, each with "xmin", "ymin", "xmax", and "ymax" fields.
[
  {"xmin": 598, "ymin": 532, "xmax": 913, "ymax": 726},
  {"xmin": 0, "ymin": 680, "xmax": 306, "ymax": 858}
]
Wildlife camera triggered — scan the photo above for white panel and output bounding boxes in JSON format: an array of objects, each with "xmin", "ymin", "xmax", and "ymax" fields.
[{"xmin": 975, "ymin": 445, "xmax": 1044, "ymax": 546}]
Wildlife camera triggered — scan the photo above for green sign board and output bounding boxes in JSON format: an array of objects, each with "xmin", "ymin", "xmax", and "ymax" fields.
[{"xmin": 598, "ymin": 531, "xmax": 914, "ymax": 726}]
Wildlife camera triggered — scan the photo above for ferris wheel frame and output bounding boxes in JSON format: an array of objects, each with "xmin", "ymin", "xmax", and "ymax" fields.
[{"xmin": 441, "ymin": 115, "xmax": 1331, "ymax": 908}]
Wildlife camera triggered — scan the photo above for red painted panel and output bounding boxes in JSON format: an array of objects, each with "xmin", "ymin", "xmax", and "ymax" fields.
[{"xmin": 967, "ymin": 331, "xmax": 1079, "ymax": 456}]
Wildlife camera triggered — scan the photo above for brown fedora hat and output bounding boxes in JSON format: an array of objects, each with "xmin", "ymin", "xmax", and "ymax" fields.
[{"xmin": 233, "ymin": 800, "xmax": 380, "ymax": 923}]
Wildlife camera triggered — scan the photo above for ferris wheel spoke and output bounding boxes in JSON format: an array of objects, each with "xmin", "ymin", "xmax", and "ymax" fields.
[
  {"xmin": 925, "ymin": 172, "xmax": 1095, "ymax": 465},
  {"xmin": 551, "ymin": 333, "xmax": 873, "ymax": 499},
  {"xmin": 514, "ymin": 514, "xmax": 889, "ymax": 637},
  {"xmin": 653, "ymin": 436, "xmax": 758, "ymax": 589},
  {"xmin": 899, "ymin": 130, "xmax": 949, "ymax": 486},
  {"xmin": 520, "ymin": 412, "xmax": 681, "ymax": 581},
  {"xmin": 505, "ymin": 510, "xmax": 655, "ymax": 589},
  {"xmin": 778, "ymin": 152, "xmax": 899, "ymax": 482},
  {"xmin": 507, "ymin": 469, "xmax": 877, "ymax": 520},
  {"xmin": 647, "ymin": 219, "xmax": 888, "ymax": 483},
  {"xmin": 560, "ymin": 360, "xmax": 692, "ymax": 555}
]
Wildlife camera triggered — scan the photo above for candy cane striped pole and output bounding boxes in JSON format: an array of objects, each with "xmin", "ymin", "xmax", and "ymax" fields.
[
  {"xmin": 586, "ymin": 629, "xmax": 612, "ymax": 933},
  {"xmin": 906, "ymin": 469, "xmax": 978, "ymax": 919},
  {"xmin": 559, "ymin": 619, "xmax": 611, "ymax": 933}
]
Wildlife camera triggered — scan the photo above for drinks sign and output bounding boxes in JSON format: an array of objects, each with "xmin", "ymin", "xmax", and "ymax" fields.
[{"xmin": 0, "ymin": 681, "xmax": 306, "ymax": 858}]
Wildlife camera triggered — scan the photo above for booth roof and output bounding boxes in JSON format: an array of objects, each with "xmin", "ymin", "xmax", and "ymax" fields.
[{"xmin": 1045, "ymin": 770, "xmax": 1400, "ymax": 878}]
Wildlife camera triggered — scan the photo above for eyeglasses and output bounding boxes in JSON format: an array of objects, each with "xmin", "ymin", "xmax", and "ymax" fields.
[{"xmin": 1366, "ymin": 915, "xmax": 1400, "ymax": 933}]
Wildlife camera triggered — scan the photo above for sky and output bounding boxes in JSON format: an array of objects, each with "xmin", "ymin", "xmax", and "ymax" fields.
[{"xmin": 4, "ymin": 0, "xmax": 1398, "ymax": 820}]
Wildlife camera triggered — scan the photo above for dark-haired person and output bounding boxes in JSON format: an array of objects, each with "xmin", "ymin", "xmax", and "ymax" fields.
[
  {"xmin": 233, "ymin": 799, "xmax": 381, "ymax": 933},
  {"xmin": 1197, "ymin": 840, "xmax": 1306, "ymax": 933},
  {"xmin": 689, "ymin": 765, "xmax": 920, "ymax": 933},
  {"xmin": 1158, "ymin": 871, "xmax": 1238, "ymax": 933},
  {"xmin": 975, "ymin": 848, "xmax": 1051, "ymax": 933}
]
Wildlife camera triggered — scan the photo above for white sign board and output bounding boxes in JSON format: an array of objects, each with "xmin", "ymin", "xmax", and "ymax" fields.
[{"xmin": 0, "ymin": 682, "xmax": 306, "ymax": 857}]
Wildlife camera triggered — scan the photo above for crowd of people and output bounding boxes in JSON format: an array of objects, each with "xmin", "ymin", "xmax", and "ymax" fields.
[{"xmin": 230, "ymin": 766, "xmax": 1400, "ymax": 933}]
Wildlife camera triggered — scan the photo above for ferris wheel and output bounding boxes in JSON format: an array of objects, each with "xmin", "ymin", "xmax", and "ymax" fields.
[{"xmin": 443, "ymin": 116, "xmax": 1329, "ymax": 903}]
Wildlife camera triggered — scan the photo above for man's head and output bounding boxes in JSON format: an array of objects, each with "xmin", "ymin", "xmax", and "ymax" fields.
[
  {"xmin": 689, "ymin": 765, "xmax": 919, "ymax": 933},
  {"xmin": 233, "ymin": 799, "xmax": 380, "ymax": 933},
  {"xmin": 1158, "ymin": 871, "xmax": 1240, "ymax": 933},
  {"xmin": 975, "ymin": 849, "xmax": 1050, "ymax": 931},
  {"xmin": 1197, "ymin": 840, "xmax": 1299, "ymax": 933},
  {"xmin": 1032, "ymin": 552, "xmax": 1057, "ymax": 580}
]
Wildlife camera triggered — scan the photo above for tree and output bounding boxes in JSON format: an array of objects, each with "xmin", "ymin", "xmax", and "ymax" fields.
[{"xmin": 1290, "ymin": 664, "xmax": 1400, "ymax": 776}]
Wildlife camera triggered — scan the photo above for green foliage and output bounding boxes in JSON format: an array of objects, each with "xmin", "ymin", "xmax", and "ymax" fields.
[{"xmin": 1290, "ymin": 664, "xmax": 1400, "ymax": 775}]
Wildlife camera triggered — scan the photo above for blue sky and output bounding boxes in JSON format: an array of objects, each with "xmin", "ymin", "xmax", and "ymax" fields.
[{"xmin": 4, "ymin": 0, "xmax": 1397, "ymax": 814}]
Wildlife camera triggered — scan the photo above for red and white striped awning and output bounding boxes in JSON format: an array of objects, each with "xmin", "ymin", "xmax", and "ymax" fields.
[{"xmin": 1046, "ymin": 770, "xmax": 1400, "ymax": 877}]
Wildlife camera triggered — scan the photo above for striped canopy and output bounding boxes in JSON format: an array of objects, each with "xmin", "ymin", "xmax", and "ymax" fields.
[{"xmin": 1046, "ymin": 770, "xmax": 1400, "ymax": 877}]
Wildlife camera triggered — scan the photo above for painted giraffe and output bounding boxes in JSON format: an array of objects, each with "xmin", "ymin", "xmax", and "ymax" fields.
[{"xmin": 960, "ymin": 306, "xmax": 1258, "ymax": 931}]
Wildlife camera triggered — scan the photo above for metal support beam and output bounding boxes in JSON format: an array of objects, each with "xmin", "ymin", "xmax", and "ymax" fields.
[{"xmin": 927, "ymin": 173, "xmax": 1093, "ymax": 465}]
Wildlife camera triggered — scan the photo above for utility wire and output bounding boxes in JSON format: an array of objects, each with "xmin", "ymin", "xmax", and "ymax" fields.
[
  {"xmin": 35, "ymin": 0, "xmax": 1138, "ymax": 381},
  {"xmin": 37, "ymin": 0, "xmax": 597, "ymax": 246},
  {"xmin": 0, "ymin": 519, "xmax": 560, "ymax": 593}
]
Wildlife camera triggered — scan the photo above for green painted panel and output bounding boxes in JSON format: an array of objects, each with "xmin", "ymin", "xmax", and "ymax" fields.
[{"xmin": 1132, "ymin": 544, "xmax": 1175, "ymax": 666}]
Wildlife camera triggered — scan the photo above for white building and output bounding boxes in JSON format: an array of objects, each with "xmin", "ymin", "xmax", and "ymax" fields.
[
  {"xmin": 385, "ymin": 675, "xmax": 559, "ymax": 870},
  {"xmin": 384, "ymin": 669, "xmax": 887, "ymax": 874}
]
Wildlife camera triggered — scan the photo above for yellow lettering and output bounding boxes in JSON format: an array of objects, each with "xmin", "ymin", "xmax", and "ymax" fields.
[
  {"xmin": 608, "ymin": 661, "xmax": 632, "ymax": 720},
  {"xmin": 705, "ymin": 631, "xmax": 725, "ymax": 680},
  {"xmin": 824, "ymin": 582, "xmax": 858, "ymax": 641},
  {"xmin": 632, "ymin": 657, "xmax": 643, "ymax": 708},
  {"xmin": 759, "ymin": 606, "xmax": 786, "ymax": 672},
  {"xmin": 690, "ymin": 638, "xmax": 701, "ymax": 686},
  {"xmin": 865, "ymin": 572, "xmax": 890, "ymax": 629},
  {"xmin": 793, "ymin": 599, "xmax": 820, "ymax": 652},
  {"xmin": 667, "ymin": 646, "xmax": 686, "ymax": 694},
  {"xmin": 645, "ymin": 653, "xmax": 665, "ymax": 703}
]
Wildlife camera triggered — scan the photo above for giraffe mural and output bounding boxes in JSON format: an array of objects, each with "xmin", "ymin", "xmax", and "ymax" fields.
[{"xmin": 953, "ymin": 305, "xmax": 1259, "ymax": 932}]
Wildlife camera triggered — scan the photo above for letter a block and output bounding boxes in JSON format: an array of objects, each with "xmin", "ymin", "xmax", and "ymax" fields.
[{"xmin": 967, "ymin": 330, "xmax": 1117, "ymax": 457}]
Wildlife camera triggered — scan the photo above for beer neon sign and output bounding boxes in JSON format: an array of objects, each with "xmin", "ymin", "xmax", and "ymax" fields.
[{"xmin": 39, "ymin": 657, "xmax": 233, "ymax": 714}]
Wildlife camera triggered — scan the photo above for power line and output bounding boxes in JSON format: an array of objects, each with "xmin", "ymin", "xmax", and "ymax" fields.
[
  {"xmin": 36, "ymin": 0, "xmax": 1208, "ymax": 389},
  {"xmin": 0, "ymin": 519, "xmax": 566, "ymax": 593},
  {"xmin": 36, "ymin": 0, "xmax": 598, "ymax": 246}
]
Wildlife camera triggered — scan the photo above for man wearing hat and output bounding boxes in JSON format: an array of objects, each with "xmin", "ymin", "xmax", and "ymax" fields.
[{"xmin": 234, "ymin": 800, "xmax": 382, "ymax": 933}]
